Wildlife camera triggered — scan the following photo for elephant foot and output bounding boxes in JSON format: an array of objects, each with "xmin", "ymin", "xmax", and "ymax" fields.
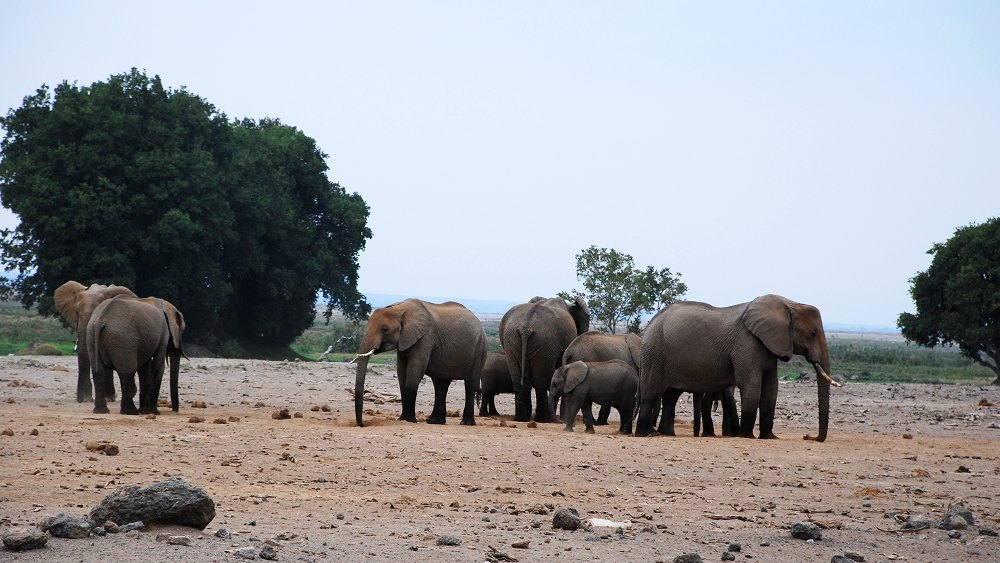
[
  {"xmin": 479, "ymin": 410, "xmax": 489, "ymax": 417},
  {"xmin": 585, "ymin": 427, "xmax": 595, "ymax": 434},
  {"xmin": 426, "ymin": 414, "xmax": 446, "ymax": 425},
  {"xmin": 595, "ymin": 420, "xmax": 609, "ymax": 426},
  {"xmin": 633, "ymin": 428, "xmax": 653, "ymax": 437},
  {"xmin": 120, "ymin": 406, "xmax": 139, "ymax": 415},
  {"xmin": 140, "ymin": 408, "xmax": 160, "ymax": 415},
  {"xmin": 759, "ymin": 432, "xmax": 779, "ymax": 439},
  {"xmin": 77, "ymin": 395, "xmax": 91, "ymax": 403},
  {"xmin": 93, "ymin": 406, "xmax": 110, "ymax": 414},
  {"xmin": 398, "ymin": 414, "xmax": 418, "ymax": 423},
  {"xmin": 460, "ymin": 416, "xmax": 476, "ymax": 426},
  {"xmin": 513, "ymin": 416, "xmax": 531, "ymax": 423},
  {"xmin": 488, "ymin": 410, "xmax": 500, "ymax": 417},
  {"xmin": 563, "ymin": 426, "xmax": 574, "ymax": 432}
]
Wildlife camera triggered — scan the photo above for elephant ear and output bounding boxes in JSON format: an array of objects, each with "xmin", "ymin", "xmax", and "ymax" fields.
[
  {"xmin": 742, "ymin": 294, "xmax": 793, "ymax": 360},
  {"xmin": 624, "ymin": 333, "xmax": 642, "ymax": 369},
  {"xmin": 564, "ymin": 361, "xmax": 588, "ymax": 393},
  {"xmin": 162, "ymin": 300, "xmax": 185, "ymax": 351},
  {"xmin": 54, "ymin": 281, "xmax": 86, "ymax": 329},
  {"xmin": 398, "ymin": 300, "xmax": 432, "ymax": 351}
]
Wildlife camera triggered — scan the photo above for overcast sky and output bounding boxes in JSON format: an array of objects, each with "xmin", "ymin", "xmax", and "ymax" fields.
[{"xmin": 2, "ymin": 2, "xmax": 998, "ymax": 329}]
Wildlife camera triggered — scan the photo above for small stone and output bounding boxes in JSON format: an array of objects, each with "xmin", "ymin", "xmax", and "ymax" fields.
[
  {"xmin": 946, "ymin": 504, "xmax": 975, "ymax": 525},
  {"xmin": 979, "ymin": 527, "xmax": 998, "ymax": 537},
  {"xmin": 844, "ymin": 552, "xmax": 865, "ymax": 562},
  {"xmin": 728, "ymin": 543, "xmax": 741, "ymax": 552},
  {"xmin": 271, "ymin": 409, "xmax": 291, "ymax": 420},
  {"xmin": 902, "ymin": 515, "xmax": 930, "ymax": 530},
  {"xmin": 41, "ymin": 512, "xmax": 92, "ymax": 539},
  {"xmin": 531, "ymin": 519, "xmax": 542, "ymax": 529},
  {"xmin": 105, "ymin": 521, "xmax": 120, "ymax": 533},
  {"xmin": 722, "ymin": 553, "xmax": 736, "ymax": 561},
  {"xmin": 2, "ymin": 526, "xmax": 47, "ymax": 551},
  {"xmin": 552, "ymin": 507, "xmax": 582, "ymax": 530},
  {"xmin": 167, "ymin": 535, "xmax": 192, "ymax": 546},
  {"xmin": 948, "ymin": 530, "xmax": 961, "ymax": 539},
  {"xmin": 119, "ymin": 521, "xmax": 145, "ymax": 532},
  {"xmin": 937, "ymin": 514, "xmax": 970, "ymax": 530},
  {"xmin": 832, "ymin": 557, "xmax": 854, "ymax": 563},
  {"xmin": 215, "ymin": 528, "xmax": 231, "ymax": 539},
  {"xmin": 259, "ymin": 544, "xmax": 278, "ymax": 560},
  {"xmin": 512, "ymin": 540, "xmax": 529, "ymax": 549},
  {"xmin": 30, "ymin": 428, "xmax": 39, "ymax": 436},
  {"xmin": 233, "ymin": 546, "xmax": 258, "ymax": 559},
  {"xmin": 673, "ymin": 554, "xmax": 703, "ymax": 563},
  {"xmin": 436, "ymin": 534, "xmax": 462, "ymax": 546},
  {"xmin": 1, "ymin": 427, "xmax": 13, "ymax": 436},
  {"xmin": 791, "ymin": 522, "xmax": 823, "ymax": 540},
  {"xmin": 336, "ymin": 513, "xmax": 345, "ymax": 520}
]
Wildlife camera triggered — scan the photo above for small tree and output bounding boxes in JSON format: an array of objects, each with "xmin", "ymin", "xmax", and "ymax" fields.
[
  {"xmin": 898, "ymin": 218, "xmax": 1000, "ymax": 385},
  {"xmin": 562, "ymin": 246, "xmax": 687, "ymax": 334}
]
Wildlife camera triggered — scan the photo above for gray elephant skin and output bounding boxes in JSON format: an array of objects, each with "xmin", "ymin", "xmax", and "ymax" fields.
[
  {"xmin": 479, "ymin": 351, "xmax": 513, "ymax": 416},
  {"xmin": 353, "ymin": 299, "xmax": 487, "ymax": 427},
  {"xmin": 87, "ymin": 294, "xmax": 185, "ymax": 415},
  {"xmin": 549, "ymin": 359, "xmax": 638, "ymax": 434},
  {"xmin": 636, "ymin": 294, "xmax": 836, "ymax": 441},
  {"xmin": 500, "ymin": 296, "xmax": 590, "ymax": 423},
  {"xmin": 561, "ymin": 330, "xmax": 641, "ymax": 424},
  {"xmin": 54, "ymin": 281, "xmax": 137, "ymax": 402}
]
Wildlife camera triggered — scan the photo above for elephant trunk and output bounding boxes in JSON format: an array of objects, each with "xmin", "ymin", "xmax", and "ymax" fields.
[
  {"xmin": 169, "ymin": 349, "xmax": 181, "ymax": 412},
  {"xmin": 353, "ymin": 355, "xmax": 371, "ymax": 427},
  {"xmin": 548, "ymin": 390, "xmax": 560, "ymax": 422},
  {"xmin": 804, "ymin": 360, "xmax": 832, "ymax": 442}
]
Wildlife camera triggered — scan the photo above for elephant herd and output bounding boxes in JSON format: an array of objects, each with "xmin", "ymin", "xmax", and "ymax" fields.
[
  {"xmin": 53, "ymin": 280, "xmax": 837, "ymax": 442},
  {"xmin": 354, "ymin": 294, "xmax": 840, "ymax": 441},
  {"xmin": 53, "ymin": 281, "xmax": 185, "ymax": 416}
]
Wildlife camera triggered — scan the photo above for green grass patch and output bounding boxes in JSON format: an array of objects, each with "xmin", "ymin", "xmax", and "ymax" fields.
[{"xmin": 0, "ymin": 300, "xmax": 76, "ymax": 356}]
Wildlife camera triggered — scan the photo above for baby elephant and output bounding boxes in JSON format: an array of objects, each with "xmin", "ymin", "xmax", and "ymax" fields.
[
  {"xmin": 479, "ymin": 351, "xmax": 513, "ymax": 416},
  {"xmin": 549, "ymin": 359, "xmax": 638, "ymax": 435}
]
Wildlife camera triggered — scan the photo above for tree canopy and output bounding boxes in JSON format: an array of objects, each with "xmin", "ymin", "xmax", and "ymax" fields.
[
  {"xmin": 897, "ymin": 218, "xmax": 1000, "ymax": 385},
  {"xmin": 0, "ymin": 69, "xmax": 371, "ymax": 350},
  {"xmin": 561, "ymin": 245, "xmax": 687, "ymax": 334}
]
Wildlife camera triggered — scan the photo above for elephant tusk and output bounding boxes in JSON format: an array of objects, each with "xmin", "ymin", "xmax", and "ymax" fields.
[
  {"xmin": 349, "ymin": 349, "xmax": 377, "ymax": 364},
  {"xmin": 814, "ymin": 363, "xmax": 843, "ymax": 388}
]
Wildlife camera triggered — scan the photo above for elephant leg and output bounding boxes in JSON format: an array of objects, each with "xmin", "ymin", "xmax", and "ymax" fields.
[
  {"xmin": 479, "ymin": 391, "xmax": 490, "ymax": 417},
  {"xmin": 460, "ymin": 374, "xmax": 477, "ymax": 426},
  {"xmin": 582, "ymin": 400, "xmax": 596, "ymax": 434},
  {"xmin": 595, "ymin": 404, "xmax": 611, "ymax": 425},
  {"xmin": 635, "ymin": 392, "xmax": 661, "ymax": 436},
  {"xmin": 757, "ymin": 369, "xmax": 779, "ymax": 439},
  {"xmin": 692, "ymin": 392, "xmax": 702, "ymax": 437},
  {"xmin": 513, "ymin": 382, "xmax": 532, "ymax": 422},
  {"xmin": 618, "ymin": 400, "xmax": 634, "ymax": 435},
  {"xmin": 427, "ymin": 377, "xmax": 450, "ymax": 424},
  {"xmin": 700, "ymin": 394, "xmax": 717, "ymax": 437},
  {"xmin": 138, "ymin": 363, "xmax": 160, "ymax": 415},
  {"xmin": 102, "ymin": 371, "xmax": 116, "ymax": 402},
  {"xmin": 657, "ymin": 389, "xmax": 682, "ymax": 436},
  {"xmin": 563, "ymin": 394, "xmax": 580, "ymax": 432},
  {"xmin": 722, "ymin": 387, "xmax": 740, "ymax": 437},
  {"xmin": 488, "ymin": 396, "xmax": 500, "ymax": 417},
  {"xmin": 397, "ymin": 356, "xmax": 419, "ymax": 423},
  {"xmin": 118, "ymin": 372, "xmax": 139, "ymax": 415},
  {"xmin": 76, "ymin": 353, "xmax": 93, "ymax": 403},
  {"xmin": 533, "ymin": 386, "xmax": 554, "ymax": 423},
  {"xmin": 91, "ymin": 365, "xmax": 111, "ymax": 414},
  {"xmin": 738, "ymin": 381, "xmax": 761, "ymax": 438}
]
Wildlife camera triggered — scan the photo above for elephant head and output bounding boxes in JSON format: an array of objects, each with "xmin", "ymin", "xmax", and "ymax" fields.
[
  {"xmin": 548, "ymin": 361, "xmax": 588, "ymax": 419},
  {"xmin": 54, "ymin": 281, "xmax": 137, "ymax": 402},
  {"xmin": 352, "ymin": 300, "xmax": 432, "ymax": 427},
  {"xmin": 743, "ymin": 294, "xmax": 838, "ymax": 442}
]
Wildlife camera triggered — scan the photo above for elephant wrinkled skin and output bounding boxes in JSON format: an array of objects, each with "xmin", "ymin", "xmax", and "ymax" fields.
[
  {"xmin": 636, "ymin": 295, "xmax": 836, "ymax": 441},
  {"xmin": 549, "ymin": 359, "xmax": 638, "ymax": 435},
  {"xmin": 353, "ymin": 299, "xmax": 487, "ymax": 427}
]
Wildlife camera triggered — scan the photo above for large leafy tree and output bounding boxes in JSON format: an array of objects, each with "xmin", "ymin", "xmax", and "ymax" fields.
[
  {"xmin": 898, "ymin": 218, "xmax": 1000, "ymax": 385},
  {"xmin": 562, "ymin": 246, "xmax": 687, "ymax": 334},
  {"xmin": 0, "ymin": 69, "xmax": 370, "ymax": 349}
]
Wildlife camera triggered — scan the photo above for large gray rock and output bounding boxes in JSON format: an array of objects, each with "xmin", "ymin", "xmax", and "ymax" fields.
[
  {"xmin": 2, "ymin": 526, "xmax": 47, "ymax": 552},
  {"xmin": 791, "ymin": 521, "xmax": 823, "ymax": 540},
  {"xmin": 552, "ymin": 507, "xmax": 582, "ymax": 530},
  {"xmin": 89, "ymin": 477, "xmax": 215, "ymax": 530},
  {"xmin": 40, "ymin": 513, "xmax": 92, "ymax": 539}
]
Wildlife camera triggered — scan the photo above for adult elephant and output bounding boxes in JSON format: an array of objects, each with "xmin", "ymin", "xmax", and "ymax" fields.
[
  {"xmin": 500, "ymin": 296, "xmax": 589, "ymax": 423},
  {"xmin": 636, "ymin": 295, "xmax": 840, "ymax": 441},
  {"xmin": 54, "ymin": 281, "xmax": 137, "ymax": 402},
  {"xmin": 561, "ymin": 331, "xmax": 641, "ymax": 424},
  {"xmin": 87, "ymin": 295, "xmax": 186, "ymax": 415},
  {"xmin": 352, "ymin": 299, "xmax": 487, "ymax": 427}
]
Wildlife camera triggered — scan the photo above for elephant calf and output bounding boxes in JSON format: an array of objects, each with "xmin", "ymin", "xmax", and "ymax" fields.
[
  {"xmin": 479, "ymin": 352, "xmax": 513, "ymax": 417},
  {"xmin": 549, "ymin": 359, "xmax": 638, "ymax": 435}
]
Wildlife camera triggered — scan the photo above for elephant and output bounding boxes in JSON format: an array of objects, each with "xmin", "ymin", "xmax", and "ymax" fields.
[
  {"xmin": 479, "ymin": 351, "xmax": 513, "ymax": 417},
  {"xmin": 561, "ymin": 331, "xmax": 641, "ymax": 424},
  {"xmin": 54, "ymin": 281, "xmax": 137, "ymax": 402},
  {"xmin": 352, "ymin": 299, "xmax": 487, "ymax": 427},
  {"xmin": 500, "ymin": 296, "xmax": 590, "ymax": 423},
  {"xmin": 549, "ymin": 359, "xmax": 638, "ymax": 435},
  {"xmin": 86, "ymin": 294, "xmax": 185, "ymax": 415},
  {"xmin": 636, "ymin": 295, "xmax": 840, "ymax": 441}
]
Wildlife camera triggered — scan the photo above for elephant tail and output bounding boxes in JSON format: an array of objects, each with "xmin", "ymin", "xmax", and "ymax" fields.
[{"xmin": 518, "ymin": 325, "xmax": 533, "ymax": 385}]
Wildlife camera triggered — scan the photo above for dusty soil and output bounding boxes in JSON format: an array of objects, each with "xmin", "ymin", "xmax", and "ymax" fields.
[{"xmin": 1, "ymin": 354, "xmax": 999, "ymax": 562}]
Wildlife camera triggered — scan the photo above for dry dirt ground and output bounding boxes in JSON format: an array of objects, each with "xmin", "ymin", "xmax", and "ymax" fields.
[{"xmin": 1, "ymin": 354, "xmax": 999, "ymax": 563}]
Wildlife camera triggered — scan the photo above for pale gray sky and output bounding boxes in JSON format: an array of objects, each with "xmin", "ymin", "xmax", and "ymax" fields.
[{"xmin": 2, "ymin": 1, "xmax": 998, "ymax": 329}]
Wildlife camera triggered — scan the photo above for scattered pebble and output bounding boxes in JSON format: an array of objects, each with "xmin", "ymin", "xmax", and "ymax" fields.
[
  {"xmin": 552, "ymin": 507, "xmax": 582, "ymax": 531},
  {"xmin": 791, "ymin": 522, "xmax": 823, "ymax": 540},
  {"xmin": 436, "ymin": 534, "xmax": 462, "ymax": 546}
]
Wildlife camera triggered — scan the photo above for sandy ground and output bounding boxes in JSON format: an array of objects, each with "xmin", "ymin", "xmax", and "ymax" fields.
[{"xmin": 1, "ymin": 354, "xmax": 999, "ymax": 562}]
